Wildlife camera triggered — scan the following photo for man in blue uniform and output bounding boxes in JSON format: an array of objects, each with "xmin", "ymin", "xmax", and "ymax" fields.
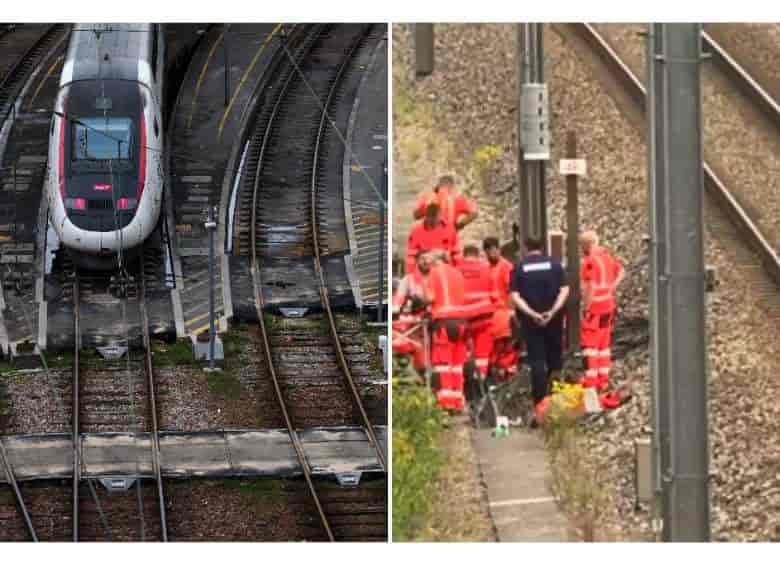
[{"xmin": 510, "ymin": 237, "xmax": 570, "ymax": 419}]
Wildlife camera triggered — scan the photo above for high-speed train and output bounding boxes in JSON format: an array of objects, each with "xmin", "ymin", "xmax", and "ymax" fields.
[{"xmin": 47, "ymin": 23, "xmax": 165, "ymax": 270}]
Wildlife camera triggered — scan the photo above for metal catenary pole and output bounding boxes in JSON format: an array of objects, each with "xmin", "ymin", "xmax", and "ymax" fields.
[
  {"xmin": 517, "ymin": 23, "xmax": 548, "ymax": 253},
  {"xmin": 658, "ymin": 23, "xmax": 710, "ymax": 541},
  {"xmin": 564, "ymin": 131, "xmax": 581, "ymax": 354},
  {"xmin": 377, "ymin": 160, "xmax": 386, "ymax": 323},
  {"xmin": 415, "ymin": 24, "xmax": 434, "ymax": 77},
  {"xmin": 646, "ymin": 22, "xmax": 669, "ymax": 540},
  {"xmin": 206, "ymin": 205, "xmax": 217, "ymax": 369}
]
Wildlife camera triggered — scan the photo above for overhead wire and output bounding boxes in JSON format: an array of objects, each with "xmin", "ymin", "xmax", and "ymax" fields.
[{"xmin": 275, "ymin": 29, "xmax": 387, "ymax": 208}]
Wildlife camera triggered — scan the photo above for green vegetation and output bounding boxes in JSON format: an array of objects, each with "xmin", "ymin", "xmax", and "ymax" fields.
[
  {"xmin": 221, "ymin": 324, "xmax": 250, "ymax": 359},
  {"xmin": 392, "ymin": 384, "xmax": 444, "ymax": 541},
  {"xmin": 262, "ymin": 312, "xmax": 279, "ymax": 332},
  {"xmin": 542, "ymin": 399, "xmax": 610, "ymax": 541},
  {"xmin": 47, "ymin": 350, "xmax": 74, "ymax": 369},
  {"xmin": 361, "ymin": 319, "xmax": 387, "ymax": 375},
  {"xmin": 203, "ymin": 368, "xmax": 242, "ymax": 399},
  {"xmin": 0, "ymin": 359, "xmax": 14, "ymax": 375},
  {"xmin": 228, "ymin": 478, "xmax": 284, "ymax": 502},
  {"xmin": 151, "ymin": 339, "xmax": 195, "ymax": 366}
]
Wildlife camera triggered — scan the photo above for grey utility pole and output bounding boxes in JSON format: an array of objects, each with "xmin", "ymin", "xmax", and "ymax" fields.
[
  {"xmin": 650, "ymin": 23, "xmax": 710, "ymax": 541},
  {"xmin": 377, "ymin": 160, "xmax": 387, "ymax": 323},
  {"xmin": 206, "ymin": 205, "xmax": 217, "ymax": 370},
  {"xmin": 646, "ymin": 22, "xmax": 669, "ymax": 539},
  {"xmin": 517, "ymin": 23, "xmax": 549, "ymax": 253},
  {"xmin": 415, "ymin": 24, "xmax": 434, "ymax": 77}
]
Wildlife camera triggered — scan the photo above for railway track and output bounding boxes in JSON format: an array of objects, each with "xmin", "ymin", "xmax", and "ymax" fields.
[
  {"xmin": 247, "ymin": 23, "xmax": 386, "ymax": 541},
  {"xmin": 71, "ymin": 250, "xmax": 168, "ymax": 541},
  {"xmin": 0, "ymin": 24, "xmax": 65, "ymax": 125},
  {"xmin": 562, "ymin": 24, "xmax": 780, "ymax": 320}
]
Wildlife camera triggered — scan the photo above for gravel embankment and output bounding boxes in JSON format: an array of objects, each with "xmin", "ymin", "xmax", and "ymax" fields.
[
  {"xmin": 592, "ymin": 23, "xmax": 780, "ymax": 253},
  {"xmin": 393, "ymin": 22, "xmax": 780, "ymax": 541}
]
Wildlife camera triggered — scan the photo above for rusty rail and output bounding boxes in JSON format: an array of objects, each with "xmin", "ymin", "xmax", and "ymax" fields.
[
  {"xmin": 310, "ymin": 24, "xmax": 386, "ymax": 472},
  {"xmin": 564, "ymin": 23, "xmax": 780, "ymax": 287}
]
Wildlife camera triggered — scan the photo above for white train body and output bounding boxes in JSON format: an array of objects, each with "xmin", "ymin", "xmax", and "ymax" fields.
[{"xmin": 47, "ymin": 23, "xmax": 165, "ymax": 270}]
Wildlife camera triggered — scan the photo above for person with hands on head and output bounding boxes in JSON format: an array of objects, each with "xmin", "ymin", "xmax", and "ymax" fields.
[
  {"xmin": 405, "ymin": 202, "xmax": 460, "ymax": 275},
  {"xmin": 510, "ymin": 236, "xmax": 569, "ymax": 426},
  {"xmin": 413, "ymin": 175, "xmax": 478, "ymax": 231}
]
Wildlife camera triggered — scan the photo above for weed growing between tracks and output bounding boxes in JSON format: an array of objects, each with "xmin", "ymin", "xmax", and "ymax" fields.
[
  {"xmin": 227, "ymin": 478, "xmax": 284, "ymax": 502},
  {"xmin": 151, "ymin": 339, "xmax": 195, "ymax": 366},
  {"xmin": 542, "ymin": 403, "xmax": 611, "ymax": 541},
  {"xmin": 392, "ymin": 381, "xmax": 443, "ymax": 541}
]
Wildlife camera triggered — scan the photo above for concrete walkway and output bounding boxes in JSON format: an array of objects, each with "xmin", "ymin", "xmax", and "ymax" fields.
[{"xmin": 473, "ymin": 427, "xmax": 571, "ymax": 541}]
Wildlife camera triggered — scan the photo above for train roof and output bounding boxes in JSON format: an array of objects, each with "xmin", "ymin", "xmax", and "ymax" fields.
[{"xmin": 61, "ymin": 23, "xmax": 156, "ymax": 86}]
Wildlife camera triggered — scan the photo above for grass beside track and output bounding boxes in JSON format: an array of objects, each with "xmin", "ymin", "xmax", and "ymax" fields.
[{"xmin": 391, "ymin": 380, "xmax": 444, "ymax": 541}]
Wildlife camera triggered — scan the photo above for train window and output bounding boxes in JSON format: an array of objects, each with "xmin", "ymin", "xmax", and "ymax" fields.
[
  {"xmin": 72, "ymin": 117, "xmax": 133, "ymax": 161},
  {"xmin": 50, "ymin": 115, "xmax": 55, "ymax": 137},
  {"xmin": 154, "ymin": 117, "xmax": 159, "ymax": 138}
]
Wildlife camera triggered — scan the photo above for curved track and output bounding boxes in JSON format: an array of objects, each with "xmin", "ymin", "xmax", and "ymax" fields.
[
  {"xmin": 0, "ymin": 24, "xmax": 65, "ymax": 125},
  {"xmin": 248, "ymin": 24, "xmax": 386, "ymax": 541}
]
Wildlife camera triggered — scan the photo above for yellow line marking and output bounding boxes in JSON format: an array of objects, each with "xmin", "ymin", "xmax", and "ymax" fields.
[
  {"xmin": 187, "ymin": 29, "xmax": 226, "ymax": 130},
  {"xmin": 185, "ymin": 311, "xmax": 214, "ymax": 326},
  {"xmin": 190, "ymin": 321, "xmax": 219, "ymax": 336},
  {"xmin": 217, "ymin": 23, "xmax": 284, "ymax": 140},
  {"xmin": 28, "ymin": 55, "xmax": 64, "ymax": 110}
]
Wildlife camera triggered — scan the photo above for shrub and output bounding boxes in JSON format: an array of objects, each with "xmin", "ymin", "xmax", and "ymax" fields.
[{"xmin": 392, "ymin": 384, "xmax": 443, "ymax": 541}]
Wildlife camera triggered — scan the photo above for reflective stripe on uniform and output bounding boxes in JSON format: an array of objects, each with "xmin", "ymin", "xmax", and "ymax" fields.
[
  {"xmin": 598, "ymin": 349, "xmax": 611, "ymax": 357},
  {"xmin": 438, "ymin": 389, "xmax": 464, "ymax": 399},
  {"xmin": 582, "ymin": 348, "xmax": 598, "ymax": 357},
  {"xmin": 585, "ymin": 369, "xmax": 598, "ymax": 377},
  {"xmin": 475, "ymin": 358, "xmax": 489, "ymax": 368}
]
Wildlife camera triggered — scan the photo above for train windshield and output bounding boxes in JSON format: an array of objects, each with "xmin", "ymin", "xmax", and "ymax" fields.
[{"xmin": 72, "ymin": 117, "xmax": 133, "ymax": 161}]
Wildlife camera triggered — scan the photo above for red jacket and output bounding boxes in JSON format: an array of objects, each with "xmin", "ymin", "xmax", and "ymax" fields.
[
  {"xmin": 488, "ymin": 256, "xmax": 514, "ymax": 307},
  {"xmin": 405, "ymin": 219, "xmax": 459, "ymax": 275},
  {"xmin": 581, "ymin": 247, "xmax": 622, "ymax": 314},
  {"xmin": 425, "ymin": 262, "xmax": 466, "ymax": 320},
  {"xmin": 414, "ymin": 186, "xmax": 477, "ymax": 229}
]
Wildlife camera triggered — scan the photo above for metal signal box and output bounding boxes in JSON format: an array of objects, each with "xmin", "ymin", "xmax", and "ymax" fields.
[{"xmin": 520, "ymin": 83, "xmax": 550, "ymax": 160}]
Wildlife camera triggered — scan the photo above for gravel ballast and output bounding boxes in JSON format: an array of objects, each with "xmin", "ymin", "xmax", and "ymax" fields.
[{"xmin": 393, "ymin": 22, "xmax": 780, "ymax": 541}]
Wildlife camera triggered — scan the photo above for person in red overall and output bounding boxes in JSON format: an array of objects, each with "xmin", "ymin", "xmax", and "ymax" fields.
[
  {"xmin": 405, "ymin": 203, "xmax": 459, "ymax": 275},
  {"xmin": 392, "ymin": 250, "xmax": 432, "ymax": 374},
  {"xmin": 579, "ymin": 230, "xmax": 625, "ymax": 391},
  {"xmin": 484, "ymin": 237, "xmax": 519, "ymax": 382},
  {"xmin": 426, "ymin": 252, "xmax": 469, "ymax": 411},
  {"xmin": 456, "ymin": 245, "xmax": 496, "ymax": 381},
  {"xmin": 413, "ymin": 175, "xmax": 478, "ymax": 231}
]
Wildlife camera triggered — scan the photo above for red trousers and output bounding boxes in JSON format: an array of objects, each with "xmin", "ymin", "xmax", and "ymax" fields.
[
  {"xmin": 470, "ymin": 316, "xmax": 493, "ymax": 379},
  {"xmin": 431, "ymin": 320, "xmax": 467, "ymax": 411},
  {"xmin": 392, "ymin": 315, "xmax": 427, "ymax": 373},
  {"xmin": 490, "ymin": 337, "xmax": 519, "ymax": 383},
  {"xmin": 581, "ymin": 308, "xmax": 615, "ymax": 388}
]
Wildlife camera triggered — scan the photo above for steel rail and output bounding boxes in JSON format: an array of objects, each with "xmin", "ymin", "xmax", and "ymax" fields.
[
  {"xmin": 701, "ymin": 30, "xmax": 780, "ymax": 135},
  {"xmin": 0, "ymin": 24, "xmax": 64, "ymax": 126},
  {"xmin": 0, "ymin": 437, "xmax": 38, "ymax": 541},
  {"xmin": 249, "ymin": 25, "xmax": 335, "ymax": 542},
  {"xmin": 72, "ymin": 273, "xmax": 80, "ymax": 541},
  {"xmin": 139, "ymin": 250, "xmax": 169, "ymax": 541},
  {"xmin": 565, "ymin": 23, "xmax": 780, "ymax": 287},
  {"xmin": 310, "ymin": 24, "xmax": 386, "ymax": 472}
]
